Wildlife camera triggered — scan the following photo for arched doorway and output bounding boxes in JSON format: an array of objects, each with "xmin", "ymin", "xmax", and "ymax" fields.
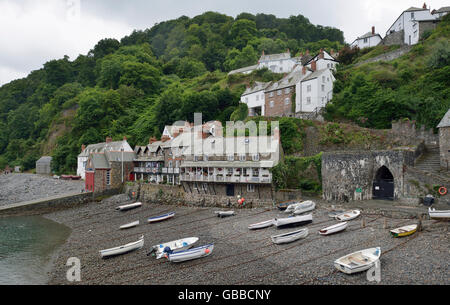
[{"xmin": 373, "ymin": 166, "xmax": 394, "ymax": 200}]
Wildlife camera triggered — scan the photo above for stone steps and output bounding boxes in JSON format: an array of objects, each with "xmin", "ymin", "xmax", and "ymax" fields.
[{"xmin": 415, "ymin": 145, "xmax": 442, "ymax": 172}]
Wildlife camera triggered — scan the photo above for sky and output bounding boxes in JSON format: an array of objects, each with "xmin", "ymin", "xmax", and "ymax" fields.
[{"xmin": 1, "ymin": 0, "xmax": 449, "ymax": 86}]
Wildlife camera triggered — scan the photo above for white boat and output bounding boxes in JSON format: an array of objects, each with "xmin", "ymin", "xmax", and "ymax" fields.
[
  {"xmin": 284, "ymin": 201, "xmax": 303, "ymax": 213},
  {"xmin": 428, "ymin": 208, "xmax": 450, "ymax": 219},
  {"xmin": 335, "ymin": 210, "xmax": 361, "ymax": 221},
  {"xmin": 248, "ymin": 219, "xmax": 275, "ymax": 230},
  {"xmin": 99, "ymin": 235, "xmax": 144, "ymax": 258},
  {"xmin": 271, "ymin": 228, "xmax": 309, "ymax": 244},
  {"xmin": 292, "ymin": 201, "xmax": 316, "ymax": 215},
  {"xmin": 148, "ymin": 212, "xmax": 175, "ymax": 223},
  {"xmin": 274, "ymin": 214, "xmax": 313, "ymax": 228},
  {"xmin": 115, "ymin": 202, "xmax": 142, "ymax": 211},
  {"xmin": 328, "ymin": 210, "xmax": 346, "ymax": 218},
  {"xmin": 390, "ymin": 224, "xmax": 417, "ymax": 238},
  {"xmin": 334, "ymin": 247, "xmax": 381, "ymax": 274},
  {"xmin": 215, "ymin": 211, "xmax": 235, "ymax": 218},
  {"xmin": 165, "ymin": 244, "xmax": 214, "ymax": 263},
  {"xmin": 119, "ymin": 220, "xmax": 139, "ymax": 230},
  {"xmin": 149, "ymin": 237, "xmax": 199, "ymax": 259},
  {"xmin": 319, "ymin": 222, "xmax": 348, "ymax": 236}
]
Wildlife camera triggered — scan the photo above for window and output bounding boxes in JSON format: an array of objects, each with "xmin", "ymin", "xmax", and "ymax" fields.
[
  {"xmin": 106, "ymin": 170, "xmax": 111, "ymax": 185},
  {"xmin": 240, "ymin": 155, "xmax": 246, "ymax": 162},
  {"xmin": 285, "ymin": 88, "xmax": 290, "ymax": 94},
  {"xmin": 321, "ymin": 84, "xmax": 325, "ymax": 92},
  {"xmin": 256, "ymin": 95, "xmax": 259, "ymax": 101},
  {"xmin": 243, "ymin": 168, "xmax": 248, "ymax": 176},
  {"xmin": 168, "ymin": 175, "xmax": 173, "ymax": 184},
  {"xmin": 247, "ymin": 184, "xmax": 255, "ymax": 193},
  {"xmin": 227, "ymin": 168, "xmax": 233, "ymax": 176},
  {"xmin": 322, "ymin": 76, "xmax": 326, "ymax": 83},
  {"xmin": 227, "ymin": 155, "xmax": 234, "ymax": 161},
  {"xmin": 284, "ymin": 98, "xmax": 290, "ymax": 105},
  {"xmin": 202, "ymin": 183, "xmax": 208, "ymax": 191},
  {"xmin": 307, "ymin": 85, "xmax": 311, "ymax": 92},
  {"xmin": 252, "ymin": 154, "xmax": 260, "ymax": 161},
  {"xmin": 364, "ymin": 38, "xmax": 368, "ymax": 43},
  {"xmin": 261, "ymin": 94, "xmax": 264, "ymax": 100},
  {"xmin": 411, "ymin": 12, "xmax": 414, "ymax": 19},
  {"xmin": 245, "ymin": 97, "xmax": 248, "ymax": 103},
  {"xmin": 194, "ymin": 156, "xmax": 199, "ymax": 162},
  {"xmin": 270, "ymin": 101, "xmax": 274, "ymax": 108},
  {"xmin": 253, "ymin": 168, "xmax": 259, "ymax": 177},
  {"xmin": 168, "ymin": 160, "xmax": 173, "ymax": 168},
  {"xmin": 277, "ymin": 90, "xmax": 282, "ymax": 96},
  {"xmin": 269, "ymin": 92, "xmax": 274, "ymax": 97},
  {"xmin": 279, "ymin": 67, "xmax": 282, "ymax": 72},
  {"xmin": 306, "ymin": 97, "xmax": 311, "ymax": 105},
  {"xmin": 204, "ymin": 155, "xmax": 209, "ymax": 162}
]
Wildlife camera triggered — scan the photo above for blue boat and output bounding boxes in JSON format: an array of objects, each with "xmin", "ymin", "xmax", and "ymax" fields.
[
  {"xmin": 147, "ymin": 212, "xmax": 175, "ymax": 223},
  {"xmin": 165, "ymin": 243, "xmax": 214, "ymax": 262}
]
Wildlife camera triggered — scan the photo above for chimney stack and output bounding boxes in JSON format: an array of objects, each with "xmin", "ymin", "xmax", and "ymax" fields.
[
  {"xmin": 302, "ymin": 66, "xmax": 307, "ymax": 75},
  {"xmin": 106, "ymin": 137, "xmax": 112, "ymax": 143},
  {"xmin": 423, "ymin": 2, "xmax": 427, "ymax": 9},
  {"xmin": 123, "ymin": 136, "xmax": 127, "ymax": 141},
  {"xmin": 149, "ymin": 137, "xmax": 157, "ymax": 144},
  {"xmin": 311, "ymin": 60, "xmax": 317, "ymax": 72},
  {"xmin": 306, "ymin": 49, "xmax": 309, "ymax": 55},
  {"xmin": 262, "ymin": 50, "xmax": 265, "ymax": 56},
  {"xmin": 372, "ymin": 26, "xmax": 375, "ymax": 35},
  {"xmin": 81, "ymin": 144, "xmax": 86, "ymax": 152},
  {"xmin": 161, "ymin": 135, "xmax": 170, "ymax": 143},
  {"xmin": 319, "ymin": 48, "xmax": 324, "ymax": 59}
]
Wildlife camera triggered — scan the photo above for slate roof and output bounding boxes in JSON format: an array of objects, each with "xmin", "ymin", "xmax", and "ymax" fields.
[
  {"xmin": 259, "ymin": 52, "xmax": 291, "ymax": 62},
  {"xmin": 434, "ymin": 6, "xmax": 450, "ymax": 13},
  {"xmin": 265, "ymin": 68, "xmax": 303, "ymax": 92},
  {"xmin": 437, "ymin": 109, "xmax": 450, "ymax": 128},
  {"xmin": 78, "ymin": 140, "xmax": 130, "ymax": 158},
  {"xmin": 242, "ymin": 81, "xmax": 271, "ymax": 96},
  {"xmin": 302, "ymin": 68, "xmax": 331, "ymax": 82},
  {"xmin": 88, "ymin": 151, "xmax": 136, "ymax": 170}
]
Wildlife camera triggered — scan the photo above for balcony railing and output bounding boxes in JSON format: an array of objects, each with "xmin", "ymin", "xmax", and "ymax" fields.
[
  {"xmin": 133, "ymin": 167, "xmax": 162, "ymax": 174},
  {"xmin": 180, "ymin": 173, "xmax": 272, "ymax": 184}
]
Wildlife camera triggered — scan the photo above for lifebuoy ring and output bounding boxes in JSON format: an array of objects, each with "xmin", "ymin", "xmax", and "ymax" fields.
[{"xmin": 438, "ymin": 187, "xmax": 447, "ymax": 196}]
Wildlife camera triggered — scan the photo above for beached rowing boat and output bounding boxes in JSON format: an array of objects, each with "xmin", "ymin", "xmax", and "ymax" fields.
[
  {"xmin": 292, "ymin": 201, "xmax": 316, "ymax": 215},
  {"xmin": 99, "ymin": 235, "xmax": 144, "ymax": 258},
  {"xmin": 147, "ymin": 212, "xmax": 175, "ymax": 223},
  {"xmin": 334, "ymin": 247, "xmax": 381, "ymax": 274},
  {"xmin": 165, "ymin": 244, "xmax": 214, "ymax": 263},
  {"xmin": 319, "ymin": 222, "xmax": 348, "ymax": 236},
  {"xmin": 149, "ymin": 237, "xmax": 199, "ymax": 259},
  {"xmin": 115, "ymin": 202, "xmax": 142, "ymax": 211},
  {"xmin": 248, "ymin": 219, "xmax": 275, "ymax": 230},
  {"xmin": 271, "ymin": 228, "xmax": 308, "ymax": 244},
  {"xmin": 274, "ymin": 214, "xmax": 313, "ymax": 229},
  {"xmin": 119, "ymin": 220, "xmax": 139, "ymax": 230},
  {"xmin": 390, "ymin": 224, "xmax": 417, "ymax": 238},
  {"xmin": 335, "ymin": 210, "xmax": 361, "ymax": 221},
  {"xmin": 215, "ymin": 211, "xmax": 235, "ymax": 218},
  {"xmin": 428, "ymin": 208, "xmax": 450, "ymax": 219}
]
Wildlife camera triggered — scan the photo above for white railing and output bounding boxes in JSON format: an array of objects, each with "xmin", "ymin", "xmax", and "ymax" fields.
[{"xmin": 180, "ymin": 174, "xmax": 272, "ymax": 183}]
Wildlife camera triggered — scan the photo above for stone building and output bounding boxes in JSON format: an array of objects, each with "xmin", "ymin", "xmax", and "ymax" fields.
[
  {"xmin": 85, "ymin": 150, "xmax": 136, "ymax": 192},
  {"xmin": 264, "ymin": 69, "xmax": 299, "ymax": 117},
  {"xmin": 437, "ymin": 109, "xmax": 450, "ymax": 170},
  {"xmin": 36, "ymin": 156, "xmax": 52, "ymax": 175}
]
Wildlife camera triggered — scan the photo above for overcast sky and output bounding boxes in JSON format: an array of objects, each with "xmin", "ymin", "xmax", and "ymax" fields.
[{"xmin": 1, "ymin": 0, "xmax": 448, "ymax": 86}]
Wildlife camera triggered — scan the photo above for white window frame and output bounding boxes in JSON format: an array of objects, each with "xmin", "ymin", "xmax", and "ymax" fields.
[
  {"xmin": 227, "ymin": 155, "xmax": 234, "ymax": 161},
  {"xmin": 240, "ymin": 155, "xmax": 246, "ymax": 162},
  {"xmin": 307, "ymin": 85, "xmax": 311, "ymax": 92},
  {"xmin": 247, "ymin": 184, "xmax": 255, "ymax": 193},
  {"xmin": 307, "ymin": 97, "xmax": 311, "ymax": 105},
  {"xmin": 270, "ymin": 100, "xmax": 274, "ymax": 108},
  {"xmin": 252, "ymin": 154, "xmax": 260, "ymax": 161}
]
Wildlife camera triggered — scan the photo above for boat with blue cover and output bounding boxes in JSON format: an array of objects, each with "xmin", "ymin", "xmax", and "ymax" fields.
[
  {"xmin": 148, "ymin": 237, "xmax": 199, "ymax": 259},
  {"xmin": 147, "ymin": 212, "xmax": 175, "ymax": 223},
  {"xmin": 165, "ymin": 244, "xmax": 214, "ymax": 263}
]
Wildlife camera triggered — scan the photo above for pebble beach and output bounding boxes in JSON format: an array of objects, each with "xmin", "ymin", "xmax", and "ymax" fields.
[{"xmin": 44, "ymin": 194, "xmax": 450, "ymax": 285}]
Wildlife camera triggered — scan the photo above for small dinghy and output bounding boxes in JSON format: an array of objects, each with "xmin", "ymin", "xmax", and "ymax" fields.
[
  {"xmin": 284, "ymin": 201, "xmax": 302, "ymax": 213},
  {"xmin": 119, "ymin": 220, "xmax": 139, "ymax": 230},
  {"xmin": 319, "ymin": 222, "xmax": 348, "ymax": 236},
  {"xmin": 328, "ymin": 210, "xmax": 346, "ymax": 218},
  {"xmin": 148, "ymin": 237, "xmax": 199, "ymax": 259},
  {"xmin": 215, "ymin": 211, "xmax": 235, "ymax": 218},
  {"xmin": 428, "ymin": 208, "xmax": 450, "ymax": 219},
  {"xmin": 271, "ymin": 228, "xmax": 308, "ymax": 244},
  {"xmin": 390, "ymin": 224, "xmax": 417, "ymax": 238},
  {"xmin": 116, "ymin": 202, "xmax": 142, "ymax": 211},
  {"xmin": 99, "ymin": 235, "xmax": 144, "ymax": 258},
  {"xmin": 148, "ymin": 212, "xmax": 175, "ymax": 223},
  {"xmin": 292, "ymin": 201, "xmax": 316, "ymax": 215},
  {"xmin": 165, "ymin": 244, "xmax": 214, "ymax": 263},
  {"xmin": 334, "ymin": 247, "xmax": 381, "ymax": 274},
  {"xmin": 277, "ymin": 201, "xmax": 296, "ymax": 211},
  {"xmin": 248, "ymin": 219, "xmax": 275, "ymax": 230},
  {"xmin": 335, "ymin": 210, "xmax": 361, "ymax": 221},
  {"xmin": 274, "ymin": 214, "xmax": 313, "ymax": 229}
]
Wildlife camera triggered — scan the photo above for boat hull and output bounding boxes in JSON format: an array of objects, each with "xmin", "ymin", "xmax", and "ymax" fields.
[
  {"xmin": 248, "ymin": 219, "xmax": 274, "ymax": 230},
  {"xmin": 319, "ymin": 222, "xmax": 348, "ymax": 236},
  {"xmin": 215, "ymin": 211, "xmax": 235, "ymax": 218},
  {"xmin": 292, "ymin": 202, "xmax": 316, "ymax": 215},
  {"xmin": 390, "ymin": 224, "xmax": 417, "ymax": 238},
  {"xmin": 334, "ymin": 247, "xmax": 381, "ymax": 274},
  {"xmin": 275, "ymin": 214, "xmax": 313, "ymax": 229},
  {"xmin": 119, "ymin": 221, "xmax": 139, "ymax": 230},
  {"xmin": 99, "ymin": 236, "xmax": 144, "ymax": 258},
  {"xmin": 271, "ymin": 228, "xmax": 308, "ymax": 244},
  {"xmin": 116, "ymin": 202, "xmax": 142, "ymax": 211},
  {"xmin": 167, "ymin": 244, "xmax": 214, "ymax": 263},
  {"xmin": 148, "ymin": 212, "xmax": 175, "ymax": 223},
  {"xmin": 152, "ymin": 237, "xmax": 199, "ymax": 259},
  {"xmin": 428, "ymin": 208, "xmax": 450, "ymax": 219},
  {"xmin": 335, "ymin": 210, "xmax": 361, "ymax": 221}
]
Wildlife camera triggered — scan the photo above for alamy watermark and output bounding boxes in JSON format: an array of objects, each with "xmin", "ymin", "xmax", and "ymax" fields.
[
  {"xmin": 66, "ymin": 257, "xmax": 81, "ymax": 282},
  {"xmin": 366, "ymin": 260, "xmax": 381, "ymax": 283}
]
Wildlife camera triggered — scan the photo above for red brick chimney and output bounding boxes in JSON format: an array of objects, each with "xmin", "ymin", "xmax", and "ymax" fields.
[
  {"xmin": 302, "ymin": 66, "xmax": 307, "ymax": 75},
  {"xmin": 423, "ymin": 2, "xmax": 427, "ymax": 9},
  {"xmin": 372, "ymin": 26, "xmax": 375, "ymax": 35},
  {"xmin": 262, "ymin": 50, "xmax": 265, "ymax": 56},
  {"xmin": 123, "ymin": 136, "xmax": 127, "ymax": 141},
  {"xmin": 149, "ymin": 137, "xmax": 157, "ymax": 144},
  {"xmin": 161, "ymin": 135, "xmax": 170, "ymax": 143},
  {"xmin": 106, "ymin": 137, "xmax": 112, "ymax": 143},
  {"xmin": 311, "ymin": 60, "xmax": 317, "ymax": 72},
  {"xmin": 319, "ymin": 49, "xmax": 324, "ymax": 59},
  {"xmin": 81, "ymin": 144, "xmax": 86, "ymax": 152}
]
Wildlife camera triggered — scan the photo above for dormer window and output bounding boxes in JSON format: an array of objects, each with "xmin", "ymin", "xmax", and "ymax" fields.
[
  {"xmin": 252, "ymin": 154, "xmax": 260, "ymax": 161},
  {"xmin": 239, "ymin": 155, "xmax": 246, "ymax": 162},
  {"xmin": 227, "ymin": 155, "xmax": 234, "ymax": 161}
]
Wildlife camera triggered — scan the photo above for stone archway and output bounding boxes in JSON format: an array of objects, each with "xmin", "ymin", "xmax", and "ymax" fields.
[{"xmin": 373, "ymin": 166, "xmax": 394, "ymax": 200}]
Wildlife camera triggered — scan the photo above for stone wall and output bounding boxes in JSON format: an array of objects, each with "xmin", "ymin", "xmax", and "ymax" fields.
[
  {"xmin": 355, "ymin": 45, "xmax": 411, "ymax": 67},
  {"xmin": 439, "ymin": 127, "xmax": 450, "ymax": 170},
  {"xmin": 390, "ymin": 120, "xmax": 438, "ymax": 146},
  {"xmin": 381, "ymin": 30, "xmax": 405, "ymax": 46},
  {"xmin": 403, "ymin": 166, "xmax": 450, "ymax": 202},
  {"xmin": 264, "ymin": 87, "xmax": 295, "ymax": 117},
  {"xmin": 322, "ymin": 150, "xmax": 416, "ymax": 203},
  {"xmin": 125, "ymin": 183, "xmax": 304, "ymax": 209}
]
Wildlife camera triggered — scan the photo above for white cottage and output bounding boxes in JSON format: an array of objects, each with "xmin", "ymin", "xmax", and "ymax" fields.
[
  {"xmin": 77, "ymin": 137, "xmax": 133, "ymax": 179},
  {"xmin": 385, "ymin": 4, "xmax": 437, "ymax": 45},
  {"xmin": 241, "ymin": 81, "xmax": 271, "ymax": 117},
  {"xmin": 303, "ymin": 49, "xmax": 339, "ymax": 71},
  {"xmin": 257, "ymin": 50, "xmax": 297, "ymax": 74},
  {"xmin": 350, "ymin": 27, "xmax": 383, "ymax": 49}
]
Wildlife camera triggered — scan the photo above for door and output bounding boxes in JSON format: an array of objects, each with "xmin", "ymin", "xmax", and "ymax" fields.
[
  {"xmin": 226, "ymin": 184, "xmax": 235, "ymax": 197},
  {"xmin": 373, "ymin": 166, "xmax": 394, "ymax": 200}
]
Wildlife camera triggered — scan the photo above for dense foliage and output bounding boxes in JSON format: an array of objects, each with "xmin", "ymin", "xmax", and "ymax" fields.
[
  {"xmin": 0, "ymin": 11, "xmax": 344, "ymax": 174},
  {"xmin": 325, "ymin": 14, "xmax": 450, "ymax": 130}
]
